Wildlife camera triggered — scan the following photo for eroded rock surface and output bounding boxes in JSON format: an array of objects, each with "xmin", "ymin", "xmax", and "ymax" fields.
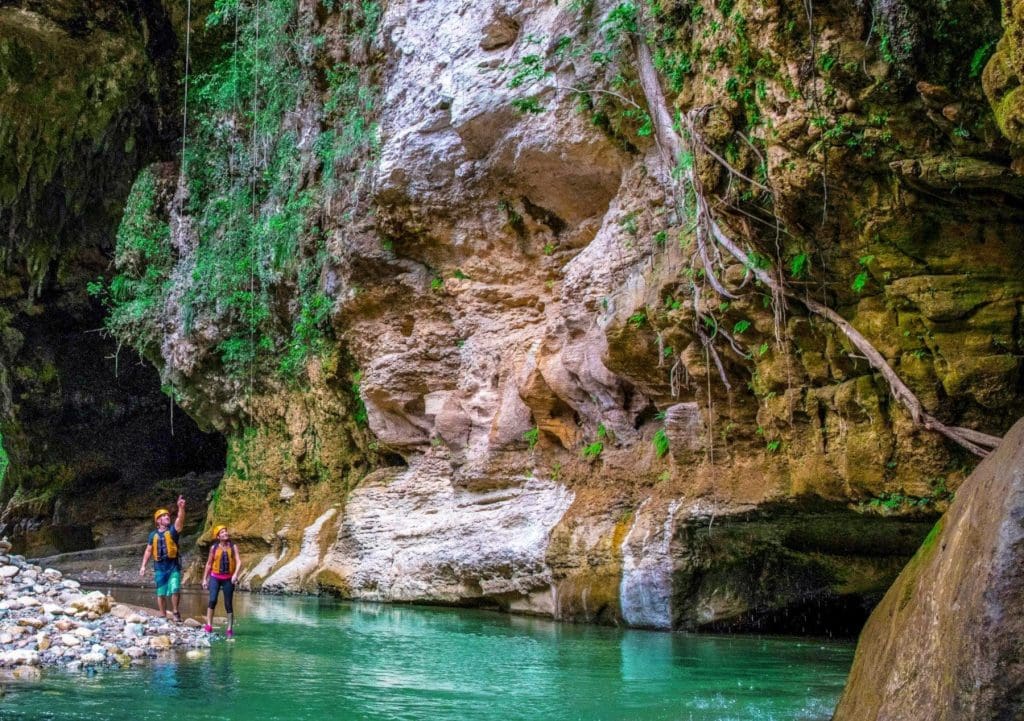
[
  {"xmin": 4, "ymin": 0, "xmax": 1024, "ymax": 634},
  {"xmin": 833, "ymin": 418, "xmax": 1024, "ymax": 721}
]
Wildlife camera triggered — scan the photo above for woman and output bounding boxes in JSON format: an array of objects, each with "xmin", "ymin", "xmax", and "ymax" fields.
[{"xmin": 202, "ymin": 524, "xmax": 242, "ymax": 638}]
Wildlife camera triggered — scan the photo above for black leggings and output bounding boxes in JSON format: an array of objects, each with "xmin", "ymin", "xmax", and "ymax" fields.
[{"xmin": 208, "ymin": 576, "xmax": 234, "ymax": 614}]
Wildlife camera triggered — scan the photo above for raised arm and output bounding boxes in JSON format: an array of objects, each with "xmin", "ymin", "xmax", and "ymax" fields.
[{"xmin": 174, "ymin": 495, "xmax": 186, "ymax": 533}]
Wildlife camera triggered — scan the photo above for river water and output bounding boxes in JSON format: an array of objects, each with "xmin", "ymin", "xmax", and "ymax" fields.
[{"xmin": 0, "ymin": 589, "xmax": 852, "ymax": 721}]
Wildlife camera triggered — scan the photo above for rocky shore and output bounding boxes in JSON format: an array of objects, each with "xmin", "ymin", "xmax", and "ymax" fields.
[{"xmin": 0, "ymin": 543, "xmax": 209, "ymax": 679}]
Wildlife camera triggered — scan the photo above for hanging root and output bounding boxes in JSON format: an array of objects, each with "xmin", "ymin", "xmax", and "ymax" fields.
[{"xmin": 630, "ymin": 34, "xmax": 1002, "ymax": 458}]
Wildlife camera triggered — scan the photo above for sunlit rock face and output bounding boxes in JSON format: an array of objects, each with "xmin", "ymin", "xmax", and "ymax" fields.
[
  {"xmin": 248, "ymin": 453, "xmax": 574, "ymax": 611},
  {"xmin": 9, "ymin": 0, "xmax": 1024, "ymax": 632}
]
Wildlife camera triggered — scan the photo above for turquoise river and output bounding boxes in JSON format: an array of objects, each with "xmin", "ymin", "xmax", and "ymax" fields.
[{"xmin": 0, "ymin": 589, "xmax": 853, "ymax": 720}]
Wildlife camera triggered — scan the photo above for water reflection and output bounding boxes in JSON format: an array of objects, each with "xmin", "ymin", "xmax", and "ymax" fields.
[{"xmin": 0, "ymin": 591, "xmax": 853, "ymax": 721}]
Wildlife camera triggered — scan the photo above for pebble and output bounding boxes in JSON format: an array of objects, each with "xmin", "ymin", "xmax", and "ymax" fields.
[{"xmin": 0, "ymin": 542, "xmax": 208, "ymax": 675}]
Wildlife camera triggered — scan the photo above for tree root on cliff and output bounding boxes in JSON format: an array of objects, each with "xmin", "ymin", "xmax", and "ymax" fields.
[{"xmin": 631, "ymin": 36, "xmax": 1002, "ymax": 458}]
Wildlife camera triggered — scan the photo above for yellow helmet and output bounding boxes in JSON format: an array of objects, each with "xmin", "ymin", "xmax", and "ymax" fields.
[
  {"xmin": 153, "ymin": 508, "xmax": 170, "ymax": 522},
  {"xmin": 211, "ymin": 525, "xmax": 227, "ymax": 539}
]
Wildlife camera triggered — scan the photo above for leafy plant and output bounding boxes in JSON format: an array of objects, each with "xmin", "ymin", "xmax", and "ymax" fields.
[
  {"xmin": 652, "ymin": 427, "xmax": 669, "ymax": 458},
  {"xmin": 511, "ymin": 97, "xmax": 546, "ymax": 114},
  {"xmin": 523, "ymin": 426, "xmax": 540, "ymax": 450},
  {"xmin": 789, "ymin": 252, "xmax": 809, "ymax": 278},
  {"xmin": 627, "ymin": 311, "xmax": 647, "ymax": 328},
  {"xmin": 969, "ymin": 39, "xmax": 997, "ymax": 78},
  {"xmin": 582, "ymin": 441, "xmax": 604, "ymax": 459},
  {"xmin": 351, "ymin": 370, "xmax": 369, "ymax": 425},
  {"xmin": 100, "ymin": 0, "xmax": 382, "ymax": 388},
  {"xmin": 851, "ymin": 255, "xmax": 875, "ymax": 293}
]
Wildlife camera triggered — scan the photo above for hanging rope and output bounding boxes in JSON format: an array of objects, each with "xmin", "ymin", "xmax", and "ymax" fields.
[
  {"xmin": 180, "ymin": 0, "xmax": 193, "ymax": 182},
  {"xmin": 249, "ymin": 0, "xmax": 262, "ymax": 402},
  {"xmin": 168, "ymin": 0, "xmax": 194, "ymax": 437}
]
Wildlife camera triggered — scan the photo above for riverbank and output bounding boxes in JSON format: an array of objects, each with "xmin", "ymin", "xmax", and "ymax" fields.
[{"xmin": 0, "ymin": 542, "xmax": 208, "ymax": 677}]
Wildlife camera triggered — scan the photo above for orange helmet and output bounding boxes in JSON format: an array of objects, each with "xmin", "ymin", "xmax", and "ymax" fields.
[
  {"xmin": 211, "ymin": 524, "xmax": 227, "ymax": 539},
  {"xmin": 153, "ymin": 508, "xmax": 170, "ymax": 522}
]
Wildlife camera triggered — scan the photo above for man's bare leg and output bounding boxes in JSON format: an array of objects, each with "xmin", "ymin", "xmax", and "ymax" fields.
[{"xmin": 156, "ymin": 596, "xmax": 166, "ymax": 616}]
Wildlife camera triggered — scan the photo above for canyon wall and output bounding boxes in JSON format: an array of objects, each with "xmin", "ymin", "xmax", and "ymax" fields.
[{"xmin": 4, "ymin": 0, "xmax": 1023, "ymax": 632}]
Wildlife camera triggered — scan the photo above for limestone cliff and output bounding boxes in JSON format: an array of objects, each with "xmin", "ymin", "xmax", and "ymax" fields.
[{"xmin": 4, "ymin": 0, "xmax": 1024, "ymax": 633}]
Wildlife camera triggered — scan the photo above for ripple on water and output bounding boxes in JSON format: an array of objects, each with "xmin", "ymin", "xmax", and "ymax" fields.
[{"xmin": 0, "ymin": 590, "xmax": 853, "ymax": 721}]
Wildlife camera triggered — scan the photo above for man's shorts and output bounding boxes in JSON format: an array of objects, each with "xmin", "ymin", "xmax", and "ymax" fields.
[{"xmin": 154, "ymin": 567, "xmax": 181, "ymax": 597}]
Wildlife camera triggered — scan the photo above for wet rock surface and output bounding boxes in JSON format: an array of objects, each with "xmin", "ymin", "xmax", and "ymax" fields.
[{"xmin": 833, "ymin": 418, "xmax": 1024, "ymax": 720}]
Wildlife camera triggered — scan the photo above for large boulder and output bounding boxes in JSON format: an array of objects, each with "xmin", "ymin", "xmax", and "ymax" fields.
[{"xmin": 833, "ymin": 418, "xmax": 1024, "ymax": 720}]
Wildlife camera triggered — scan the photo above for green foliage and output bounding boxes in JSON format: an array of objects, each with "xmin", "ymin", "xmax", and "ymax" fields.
[
  {"xmin": 0, "ymin": 431, "xmax": 8, "ymax": 487},
  {"xmin": 582, "ymin": 441, "xmax": 604, "ymax": 459},
  {"xmin": 765, "ymin": 439, "xmax": 781, "ymax": 453},
  {"xmin": 524, "ymin": 426, "xmax": 540, "ymax": 450},
  {"xmin": 507, "ymin": 54, "xmax": 548, "ymax": 89},
  {"xmin": 98, "ymin": 168, "xmax": 174, "ymax": 351},
  {"xmin": 278, "ymin": 292, "xmax": 332, "ymax": 380},
  {"xmin": 969, "ymin": 40, "xmax": 997, "ymax": 78},
  {"xmin": 351, "ymin": 370, "xmax": 369, "ymax": 425},
  {"xmin": 101, "ymin": 0, "xmax": 381, "ymax": 386},
  {"xmin": 511, "ymin": 97, "xmax": 546, "ymax": 114},
  {"xmin": 733, "ymin": 319, "xmax": 751, "ymax": 334},
  {"xmin": 652, "ymin": 47, "xmax": 692, "ymax": 93},
  {"xmin": 851, "ymin": 254, "xmax": 875, "ymax": 293},
  {"xmin": 789, "ymin": 252, "xmax": 809, "ymax": 278},
  {"xmin": 627, "ymin": 311, "xmax": 647, "ymax": 328},
  {"xmin": 652, "ymin": 427, "xmax": 669, "ymax": 458},
  {"xmin": 860, "ymin": 477, "xmax": 955, "ymax": 513},
  {"xmin": 602, "ymin": 3, "xmax": 638, "ymax": 44}
]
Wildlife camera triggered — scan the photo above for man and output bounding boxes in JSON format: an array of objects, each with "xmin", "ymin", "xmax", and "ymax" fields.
[{"xmin": 139, "ymin": 495, "xmax": 186, "ymax": 621}]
